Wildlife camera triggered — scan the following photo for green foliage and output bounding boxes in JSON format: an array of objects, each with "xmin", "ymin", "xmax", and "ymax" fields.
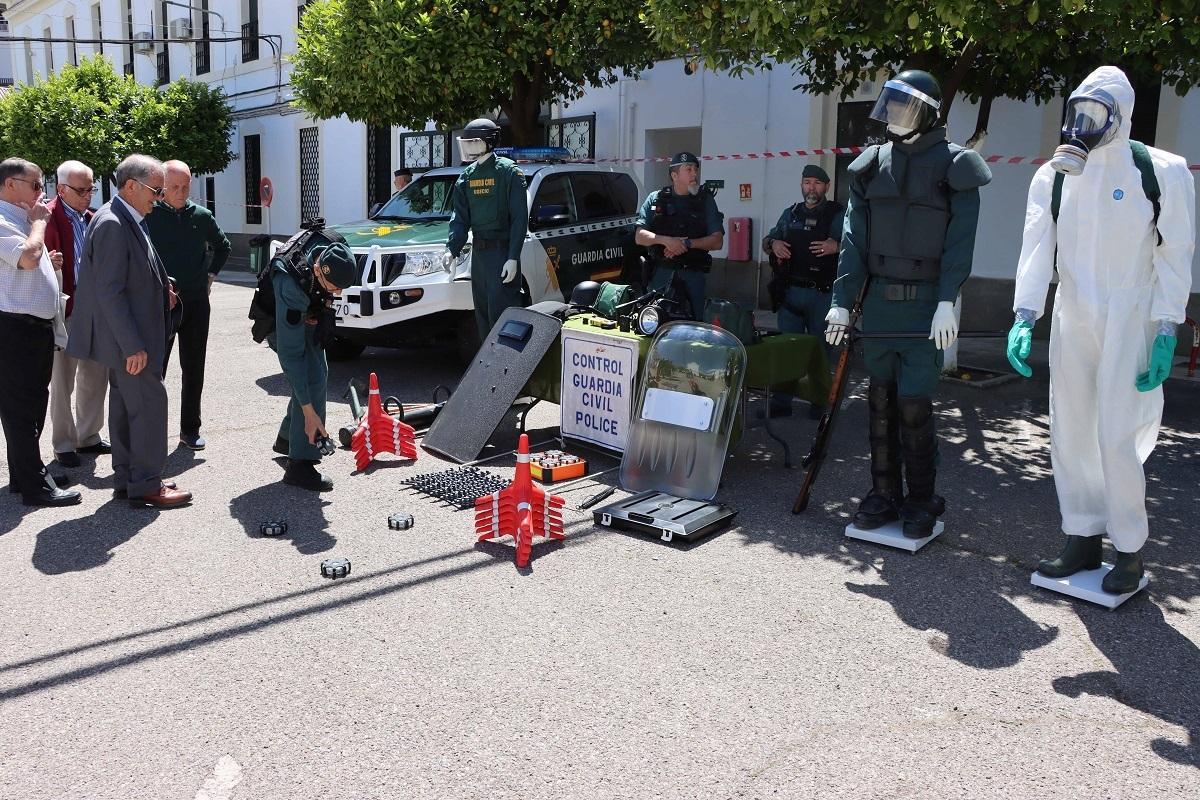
[
  {"xmin": 292, "ymin": 0, "xmax": 661, "ymax": 144},
  {"xmin": 645, "ymin": 0, "xmax": 1200, "ymax": 112},
  {"xmin": 0, "ymin": 55, "xmax": 233, "ymax": 178}
]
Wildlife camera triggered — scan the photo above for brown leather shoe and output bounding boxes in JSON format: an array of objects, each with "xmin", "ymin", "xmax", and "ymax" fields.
[
  {"xmin": 114, "ymin": 480, "xmax": 177, "ymax": 499},
  {"xmin": 128, "ymin": 484, "xmax": 192, "ymax": 508}
]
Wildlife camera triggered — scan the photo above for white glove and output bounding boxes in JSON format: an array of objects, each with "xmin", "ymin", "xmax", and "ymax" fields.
[
  {"xmin": 501, "ymin": 259, "xmax": 519, "ymax": 284},
  {"xmin": 929, "ymin": 300, "xmax": 958, "ymax": 350},
  {"xmin": 825, "ymin": 307, "xmax": 850, "ymax": 346},
  {"xmin": 440, "ymin": 247, "xmax": 455, "ymax": 271}
]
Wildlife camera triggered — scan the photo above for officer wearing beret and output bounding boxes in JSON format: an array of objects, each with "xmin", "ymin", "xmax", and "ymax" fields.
[
  {"xmin": 271, "ymin": 241, "xmax": 356, "ymax": 491},
  {"xmin": 634, "ymin": 152, "xmax": 725, "ymax": 317},
  {"xmin": 447, "ymin": 118, "xmax": 528, "ymax": 339},
  {"xmin": 826, "ymin": 70, "xmax": 992, "ymax": 538},
  {"xmin": 762, "ymin": 163, "xmax": 843, "ymax": 416}
]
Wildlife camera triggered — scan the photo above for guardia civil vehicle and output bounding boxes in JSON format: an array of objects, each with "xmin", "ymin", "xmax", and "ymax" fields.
[{"xmin": 322, "ymin": 147, "xmax": 641, "ymax": 361}]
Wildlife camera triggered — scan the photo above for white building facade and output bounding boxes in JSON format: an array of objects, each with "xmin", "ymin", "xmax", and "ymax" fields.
[{"xmin": 3, "ymin": 4, "xmax": 1198, "ymax": 326}]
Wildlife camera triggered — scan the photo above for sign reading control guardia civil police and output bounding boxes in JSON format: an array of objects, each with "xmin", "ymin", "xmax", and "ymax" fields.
[{"xmin": 560, "ymin": 327, "xmax": 637, "ymax": 452}]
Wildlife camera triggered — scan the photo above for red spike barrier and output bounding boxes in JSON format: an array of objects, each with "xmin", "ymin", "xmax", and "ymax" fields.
[
  {"xmin": 474, "ymin": 434, "xmax": 566, "ymax": 567},
  {"xmin": 351, "ymin": 373, "xmax": 417, "ymax": 471}
]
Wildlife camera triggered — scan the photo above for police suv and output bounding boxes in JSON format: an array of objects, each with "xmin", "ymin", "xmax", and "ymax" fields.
[{"xmin": 322, "ymin": 147, "xmax": 641, "ymax": 361}]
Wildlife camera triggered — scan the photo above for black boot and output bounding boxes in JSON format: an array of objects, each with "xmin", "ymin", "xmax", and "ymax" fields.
[
  {"xmin": 1036, "ymin": 535, "xmax": 1102, "ymax": 578},
  {"xmin": 283, "ymin": 459, "xmax": 333, "ymax": 491},
  {"xmin": 1101, "ymin": 550, "xmax": 1144, "ymax": 594},
  {"xmin": 854, "ymin": 380, "xmax": 902, "ymax": 530},
  {"xmin": 273, "ymin": 436, "xmax": 290, "ymax": 456},
  {"xmin": 898, "ymin": 396, "xmax": 943, "ymax": 539}
]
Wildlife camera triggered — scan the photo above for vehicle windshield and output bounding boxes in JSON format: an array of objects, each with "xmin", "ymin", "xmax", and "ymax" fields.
[{"xmin": 372, "ymin": 174, "xmax": 458, "ymax": 221}]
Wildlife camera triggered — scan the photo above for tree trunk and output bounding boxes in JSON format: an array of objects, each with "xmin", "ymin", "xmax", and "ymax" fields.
[
  {"xmin": 965, "ymin": 93, "xmax": 994, "ymax": 151},
  {"xmin": 503, "ymin": 70, "xmax": 543, "ymax": 146},
  {"xmin": 937, "ymin": 39, "xmax": 982, "ymax": 123}
]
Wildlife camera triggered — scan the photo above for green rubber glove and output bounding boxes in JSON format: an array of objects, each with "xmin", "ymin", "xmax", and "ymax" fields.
[
  {"xmin": 1006, "ymin": 319, "xmax": 1033, "ymax": 378},
  {"xmin": 1135, "ymin": 334, "xmax": 1176, "ymax": 392}
]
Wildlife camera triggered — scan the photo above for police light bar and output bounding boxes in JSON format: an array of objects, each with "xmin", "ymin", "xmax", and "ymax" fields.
[{"xmin": 494, "ymin": 146, "xmax": 574, "ymax": 162}]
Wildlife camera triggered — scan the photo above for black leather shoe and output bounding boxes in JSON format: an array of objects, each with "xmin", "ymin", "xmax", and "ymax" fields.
[
  {"xmin": 9, "ymin": 474, "xmax": 70, "ymax": 494},
  {"xmin": 78, "ymin": 440, "xmax": 112, "ymax": 455},
  {"xmin": 180, "ymin": 433, "xmax": 206, "ymax": 451},
  {"xmin": 1037, "ymin": 535, "xmax": 1102, "ymax": 578},
  {"xmin": 854, "ymin": 489, "xmax": 901, "ymax": 530},
  {"xmin": 1101, "ymin": 550, "xmax": 1145, "ymax": 594},
  {"xmin": 22, "ymin": 487, "xmax": 83, "ymax": 507},
  {"xmin": 283, "ymin": 460, "xmax": 333, "ymax": 491},
  {"xmin": 55, "ymin": 451, "xmax": 82, "ymax": 468},
  {"xmin": 273, "ymin": 436, "xmax": 290, "ymax": 456}
]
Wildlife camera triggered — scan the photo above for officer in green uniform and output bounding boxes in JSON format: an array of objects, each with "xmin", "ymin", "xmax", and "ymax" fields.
[
  {"xmin": 826, "ymin": 70, "xmax": 992, "ymax": 537},
  {"xmin": 270, "ymin": 241, "xmax": 356, "ymax": 491},
  {"xmin": 634, "ymin": 152, "xmax": 725, "ymax": 317},
  {"xmin": 762, "ymin": 163, "xmax": 843, "ymax": 417},
  {"xmin": 446, "ymin": 118, "xmax": 528, "ymax": 339}
]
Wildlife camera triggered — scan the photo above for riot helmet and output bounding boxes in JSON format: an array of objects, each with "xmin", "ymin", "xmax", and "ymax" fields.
[
  {"xmin": 458, "ymin": 118, "xmax": 501, "ymax": 161},
  {"xmin": 570, "ymin": 280, "xmax": 602, "ymax": 308},
  {"xmin": 869, "ymin": 70, "xmax": 943, "ymax": 142}
]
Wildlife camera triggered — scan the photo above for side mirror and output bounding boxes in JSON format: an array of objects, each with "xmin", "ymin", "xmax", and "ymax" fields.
[{"xmin": 532, "ymin": 204, "xmax": 570, "ymax": 229}]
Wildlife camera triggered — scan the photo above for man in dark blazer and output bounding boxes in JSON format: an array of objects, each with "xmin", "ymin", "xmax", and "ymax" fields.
[
  {"xmin": 46, "ymin": 160, "xmax": 110, "ymax": 468},
  {"xmin": 67, "ymin": 154, "xmax": 191, "ymax": 509}
]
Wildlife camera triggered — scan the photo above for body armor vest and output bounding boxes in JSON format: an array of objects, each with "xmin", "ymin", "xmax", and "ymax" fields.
[
  {"xmin": 780, "ymin": 200, "xmax": 841, "ymax": 287},
  {"xmin": 864, "ymin": 139, "xmax": 957, "ymax": 282},
  {"xmin": 647, "ymin": 186, "xmax": 713, "ymax": 271}
]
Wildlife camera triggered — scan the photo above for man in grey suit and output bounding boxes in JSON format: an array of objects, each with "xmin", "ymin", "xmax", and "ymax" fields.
[{"xmin": 68, "ymin": 154, "xmax": 191, "ymax": 509}]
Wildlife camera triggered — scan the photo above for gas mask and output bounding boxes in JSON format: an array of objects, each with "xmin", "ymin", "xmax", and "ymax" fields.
[
  {"xmin": 1050, "ymin": 91, "xmax": 1120, "ymax": 176},
  {"xmin": 457, "ymin": 137, "xmax": 490, "ymax": 162}
]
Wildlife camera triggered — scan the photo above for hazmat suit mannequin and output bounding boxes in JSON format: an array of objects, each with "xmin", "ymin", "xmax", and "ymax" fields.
[
  {"xmin": 446, "ymin": 118, "xmax": 528, "ymax": 339},
  {"xmin": 826, "ymin": 70, "xmax": 992, "ymax": 538},
  {"xmin": 1009, "ymin": 66, "xmax": 1195, "ymax": 594}
]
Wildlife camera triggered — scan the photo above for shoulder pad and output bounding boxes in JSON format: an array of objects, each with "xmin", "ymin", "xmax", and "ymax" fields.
[
  {"xmin": 946, "ymin": 148, "xmax": 992, "ymax": 191},
  {"xmin": 847, "ymin": 145, "xmax": 880, "ymax": 176}
]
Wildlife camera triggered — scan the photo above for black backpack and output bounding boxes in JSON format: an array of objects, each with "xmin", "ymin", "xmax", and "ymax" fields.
[{"xmin": 248, "ymin": 225, "xmax": 349, "ymax": 343}]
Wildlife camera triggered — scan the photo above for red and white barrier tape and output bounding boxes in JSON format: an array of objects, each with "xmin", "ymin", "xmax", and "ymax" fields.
[{"xmin": 591, "ymin": 146, "xmax": 1200, "ymax": 171}]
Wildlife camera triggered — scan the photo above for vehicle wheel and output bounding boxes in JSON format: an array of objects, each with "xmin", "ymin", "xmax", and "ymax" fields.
[
  {"xmin": 325, "ymin": 336, "xmax": 366, "ymax": 362},
  {"xmin": 455, "ymin": 313, "xmax": 481, "ymax": 364}
]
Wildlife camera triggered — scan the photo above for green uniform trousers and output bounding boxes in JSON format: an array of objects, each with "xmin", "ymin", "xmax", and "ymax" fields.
[
  {"xmin": 471, "ymin": 246, "xmax": 523, "ymax": 338},
  {"xmin": 860, "ymin": 280, "xmax": 943, "ymax": 398}
]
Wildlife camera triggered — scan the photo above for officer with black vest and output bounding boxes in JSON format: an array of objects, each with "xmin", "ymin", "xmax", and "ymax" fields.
[
  {"xmin": 762, "ymin": 163, "xmax": 843, "ymax": 417},
  {"xmin": 825, "ymin": 70, "xmax": 992, "ymax": 538},
  {"xmin": 634, "ymin": 152, "xmax": 725, "ymax": 317}
]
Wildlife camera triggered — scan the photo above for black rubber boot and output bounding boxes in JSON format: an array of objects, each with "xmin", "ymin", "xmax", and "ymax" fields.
[
  {"xmin": 898, "ymin": 396, "xmax": 943, "ymax": 539},
  {"xmin": 273, "ymin": 436, "xmax": 290, "ymax": 456},
  {"xmin": 854, "ymin": 380, "xmax": 902, "ymax": 530},
  {"xmin": 1036, "ymin": 535, "xmax": 1103, "ymax": 578},
  {"xmin": 1101, "ymin": 549, "xmax": 1145, "ymax": 594},
  {"xmin": 283, "ymin": 459, "xmax": 333, "ymax": 491}
]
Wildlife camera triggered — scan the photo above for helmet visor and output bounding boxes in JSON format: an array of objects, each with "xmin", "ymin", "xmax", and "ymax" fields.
[{"xmin": 869, "ymin": 81, "xmax": 939, "ymax": 130}]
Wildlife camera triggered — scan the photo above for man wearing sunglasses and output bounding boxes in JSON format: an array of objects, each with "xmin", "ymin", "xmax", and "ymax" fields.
[
  {"xmin": 68, "ymin": 154, "xmax": 191, "ymax": 509},
  {"xmin": 46, "ymin": 160, "xmax": 110, "ymax": 471}
]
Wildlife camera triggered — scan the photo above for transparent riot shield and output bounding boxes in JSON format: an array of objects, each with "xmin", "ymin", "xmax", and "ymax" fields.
[{"xmin": 620, "ymin": 322, "xmax": 748, "ymax": 500}]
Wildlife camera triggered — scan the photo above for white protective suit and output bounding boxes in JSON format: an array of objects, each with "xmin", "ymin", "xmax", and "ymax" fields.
[{"xmin": 1013, "ymin": 66, "xmax": 1195, "ymax": 553}]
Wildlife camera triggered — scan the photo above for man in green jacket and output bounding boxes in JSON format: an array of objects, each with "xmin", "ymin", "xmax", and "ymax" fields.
[
  {"xmin": 271, "ymin": 241, "xmax": 356, "ymax": 491},
  {"xmin": 147, "ymin": 159, "xmax": 231, "ymax": 451}
]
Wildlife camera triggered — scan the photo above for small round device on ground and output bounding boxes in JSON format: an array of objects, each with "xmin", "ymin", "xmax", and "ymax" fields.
[
  {"xmin": 316, "ymin": 436, "xmax": 337, "ymax": 457},
  {"xmin": 388, "ymin": 513, "xmax": 415, "ymax": 531},
  {"xmin": 260, "ymin": 521, "xmax": 288, "ymax": 537},
  {"xmin": 320, "ymin": 557, "xmax": 352, "ymax": 579}
]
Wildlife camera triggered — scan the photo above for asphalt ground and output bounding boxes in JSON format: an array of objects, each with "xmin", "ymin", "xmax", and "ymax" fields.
[{"xmin": 1, "ymin": 277, "xmax": 1197, "ymax": 799}]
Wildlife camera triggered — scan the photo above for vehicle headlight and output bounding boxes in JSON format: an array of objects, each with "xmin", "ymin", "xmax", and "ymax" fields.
[
  {"xmin": 401, "ymin": 249, "xmax": 446, "ymax": 277},
  {"xmin": 637, "ymin": 305, "xmax": 661, "ymax": 336},
  {"xmin": 445, "ymin": 244, "xmax": 471, "ymax": 273}
]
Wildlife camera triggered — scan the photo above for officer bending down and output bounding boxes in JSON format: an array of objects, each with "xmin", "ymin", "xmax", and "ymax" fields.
[
  {"xmin": 634, "ymin": 152, "xmax": 724, "ymax": 317},
  {"xmin": 271, "ymin": 242, "xmax": 356, "ymax": 491},
  {"xmin": 762, "ymin": 163, "xmax": 843, "ymax": 417},
  {"xmin": 446, "ymin": 118, "xmax": 528, "ymax": 339}
]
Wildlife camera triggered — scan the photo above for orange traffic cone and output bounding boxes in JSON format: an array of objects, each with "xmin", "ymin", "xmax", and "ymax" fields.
[
  {"xmin": 351, "ymin": 372, "xmax": 417, "ymax": 471},
  {"xmin": 474, "ymin": 434, "xmax": 565, "ymax": 567}
]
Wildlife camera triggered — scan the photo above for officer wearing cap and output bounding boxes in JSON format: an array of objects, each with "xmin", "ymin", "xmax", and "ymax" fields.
[
  {"xmin": 634, "ymin": 152, "xmax": 725, "ymax": 317},
  {"xmin": 393, "ymin": 168, "xmax": 413, "ymax": 193},
  {"xmin": 447, "ymin": 118, "xmax": 528, "ymax": 339},
  {"xmin": 271, "ymin": 240, "xmax": 356, "ymax": 491},
  {"xmin": 762, "ymin": 163, "xmax": 843, "ymax": 417}
]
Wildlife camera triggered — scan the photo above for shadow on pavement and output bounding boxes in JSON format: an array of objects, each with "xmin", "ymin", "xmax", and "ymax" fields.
[
  {"xmin": 228, "ymin": 481, "xmax": 336, "ymax": 554},
  {"xmin": 1054, "ymin": 600, "xmax": 1200, "ymax": 769},
  {"xmin": 31, "ymin": 498, "xmax": 160, "ymax": 574}
]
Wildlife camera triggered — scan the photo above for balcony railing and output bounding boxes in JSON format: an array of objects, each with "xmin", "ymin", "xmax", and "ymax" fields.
[{"xmin": 241, "ymin": 21, "xmax": 258, "ymax": 62}]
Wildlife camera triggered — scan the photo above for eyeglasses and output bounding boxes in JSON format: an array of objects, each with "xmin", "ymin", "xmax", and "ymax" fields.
[
  {"xmin": 11, "ymin": 177, "xmax": 45, "ymax": 192},
  {"xmin": 65, "ymin": 184, "xmax": 96, "ymax": 196},
  {"xmin": 134, "ymin": 179, "xmax": 166, "ymax": 198}
]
